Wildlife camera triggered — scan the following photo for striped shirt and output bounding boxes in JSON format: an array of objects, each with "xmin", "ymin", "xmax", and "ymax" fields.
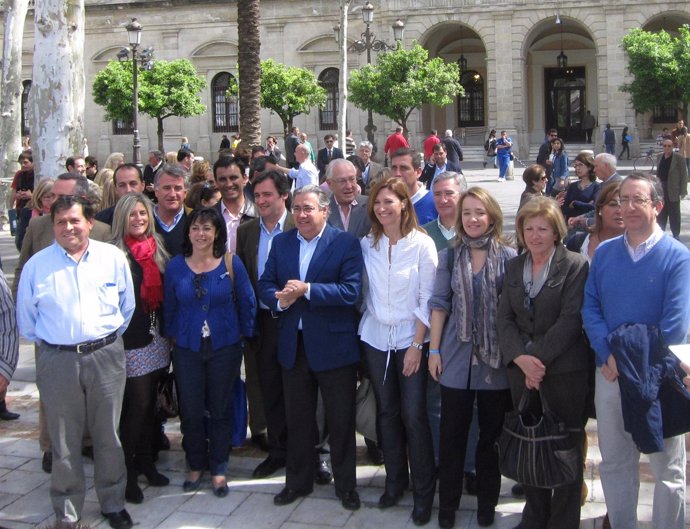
[{"xmin": 0, "ymin": 269, "xmax": 19, "ymax": 383}]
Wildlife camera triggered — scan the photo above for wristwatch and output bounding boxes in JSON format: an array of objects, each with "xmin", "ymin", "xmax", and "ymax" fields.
[{"xmin": 411, "ymin": 341, "xmax": 424, "ymax": 351}]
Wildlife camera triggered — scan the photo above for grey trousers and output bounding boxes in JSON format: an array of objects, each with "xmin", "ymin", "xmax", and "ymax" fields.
[
  {"xmin": 36, "ymin": 338, "xmax": 127, "ymax": 523},
  {"xmin": 595, "ymin": 369, "xmax": 686, "ymax": 529}
]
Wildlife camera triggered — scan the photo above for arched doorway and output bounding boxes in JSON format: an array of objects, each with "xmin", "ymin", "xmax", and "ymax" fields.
[{"xmin": 523, "ymin": 17, "xmax": 597, "ymax": 143}]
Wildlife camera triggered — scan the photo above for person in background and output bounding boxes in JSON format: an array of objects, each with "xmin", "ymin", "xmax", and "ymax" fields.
[
  {"xmin": 185, "ymin": 181, "xmax": 221, "ymax": 210},
  {"xmin": 358, "ymin": 141, "xmax": 384, "ymax": 194},
  {"xmin": 549, "ymin": 136, "xmax": 569, "ymax": 195},
  {"xmin": 384, "ymin": 126, "xmax": 410, "ymax": 164},
  {"xmin": 180, "ymin": 136, "xmax": 191, "ymax": 150},
  {"xmin": 561, "ymin": 152, "xmax": 600, "ymax": 221},
  {"xmin": 483, "ymin": 129, "xmax": 497, "ymax": 169},
  {"xmin": 0, "ymin": 269, "xmax": 19, "ymax": 421},
  {"xmin": 359, "ymin": 177, "xmax": 437, "ymax": 525},
  {"xmin": 219, "ymin": 134, "xmax": 231, "ymax": 151},
  {"xmin": 85, "ymin": 156, "xmax": 99, "ymax": 181},
  {"xmin": 675, "ymin": 126, "xmax": 690, "ymax": 176},
  {"xmin": 583, "ymin": 111, "xmax": 596, "ymax": 143},
  {"xmin": 495, "ymin": 131, "xmax": 513, "ymax": 183},
  {"xmin": 344, "ymin": 130, "xmax": 357, "ymax": 157},
  {"xmin": 429, "ymin": 187, "xmax": 515, "ymax": 529},
  {"xmin": 163, "ymin": 207, "xmax": 256, "ymax": 497},
  {"xmin": 8, "ymin": 151, "xmax": 34, "ymax": 213},
  {"xmin": 423, "ymin": 129, "xmax": 441, "ymax": 163},
  {"xmin": 111, "ymin": 193, "xmax": 171, "ymax": 504},
  {"xmin": 656, "ymin": 138, "xmax": 688, "ymax": 239},
  {"xmin": 15, "ymin": 178, "xmax": 55, "ymax": 252},
  {"xmin": 191, "ymin": 160, "xmax": 213, "ymax": 184},
  {"xmin": 603, "ymin": 124, "xmax": 616, "ymax": 155},
  {"xmin": 389, "ymin": 148, "xmax": 438, "ymax": 225},
  {"xmin": 619, "ymin": 126, "xmax": 631, "ymax": 160},
  {"xmin": 518, "ymin": 164, "xmax": 548, "ymax": 212},
  {"xmin": 104, "ymin": 152, "xmax": 125, "ymax": 171}
]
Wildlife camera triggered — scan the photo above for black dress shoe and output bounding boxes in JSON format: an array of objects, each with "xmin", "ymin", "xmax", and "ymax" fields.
[
  {"xmin": 212, "ymin": 482, "xmax": 229, "ymax": 498},
  {"xmin": 364, "ymin": 437, "xmax": 384, "ymax": 465},
  {"xmin": 511, "ymin": 483, "xmax": 525, "ymax": 498},
  {"xmin": 0, "ymin": 402, "xmax": 19, "ymax": 420},
  {"xmin": 252, "ymin": 455, "xmax": 286, "ymax": 478},
  {"xmin": 336, "ymin": 489, "xmax": 361, "ymax": 511},
  {"xmin": 251, "ymin": 433, "xmax": 270, "ymax": 452},
  {"xmin": 136, "ymin": 459, "xmax": 170, "ymax": 486},
  {"xmin": 274, "ymin": 487, "xmax": 311, "ymax": 506},
  {"xmin": 125, "ymin": 477, "xmax": 143, "ymax": 504},
  {"xmin": 42, "ymin": 451, "xmax": 52, "ymax": 474},
  {"xmin": 438, "ymin": 508, "xmax": 455, "ymax": 529},
  {"xmin": 183, "ymin": 472, "xmax": 204, "ymax": 492},
  {"xmin": 412, "ymin": 504, "xmax": 432, "ymax": 526},
  {"xmin": 477, "ymin": 509, "xmax": 495, "ymax": 527},
  {"xmin": 314, "ymin": 460, "xmax": 332, "ymax": 485},
  {"xmin": 101, "ymin": 509, "xmax": 133, "ymax": 529},
  {"xmin": 377, "ymin": 490, "xmax": 403, "ymax": 509}
]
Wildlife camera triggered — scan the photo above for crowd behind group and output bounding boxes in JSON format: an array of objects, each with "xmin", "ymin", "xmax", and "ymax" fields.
[{"xmin": 1, "ymin": 127, "xmax": 690, "ymax": 529}]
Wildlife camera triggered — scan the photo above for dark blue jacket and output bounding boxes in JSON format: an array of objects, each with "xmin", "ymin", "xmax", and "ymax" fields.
[{"xmin": 607, "ymin": 323, "xmax": 690, "ymax": 453}]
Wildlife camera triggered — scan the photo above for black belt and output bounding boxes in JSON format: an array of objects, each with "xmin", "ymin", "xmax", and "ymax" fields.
[
  {"xmin": 258, "ymin": 308, "xmax": 279, "ymax": 319},
  {"xmin": 45, "ymin": 332, "xmax": 118, "ymax": 354}
]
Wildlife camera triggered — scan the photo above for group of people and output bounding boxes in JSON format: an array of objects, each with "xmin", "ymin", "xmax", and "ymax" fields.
[{"xmin": 3, "ymin": 131, "xmax": 690, "ymax": 529}]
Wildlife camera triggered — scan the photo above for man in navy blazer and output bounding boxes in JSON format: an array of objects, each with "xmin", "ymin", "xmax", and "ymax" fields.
[
  {"xmin": 316, "ymin": 134, "xmax": 344, "ymax": 181},
  {"xmin": 420, "ymin": 142, "xmax": 462, "ymax": 189},
  {"xmin": 258, "ymin": 184, "xmax": 363, "ymax": 511}
]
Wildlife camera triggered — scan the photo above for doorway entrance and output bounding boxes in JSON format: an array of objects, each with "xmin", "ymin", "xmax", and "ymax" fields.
[{"xmin": 544, "ymin": 67, "xmax": 585, "ymax": 142}]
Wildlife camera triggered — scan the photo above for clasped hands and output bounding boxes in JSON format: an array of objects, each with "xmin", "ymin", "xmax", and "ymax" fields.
[
  {"xmin": 514, "ymin": 354, "xmax": 546, "ymax": 390},
  {"xmin": 275, "ymin": 279, "xmax": 308, "ymax": 309}
]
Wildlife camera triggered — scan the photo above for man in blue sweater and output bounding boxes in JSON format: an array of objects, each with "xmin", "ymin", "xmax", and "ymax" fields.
[
  {"xmin": 389, "ymin": 148, "xmax": 438, "ymax": 225},
  {"xmin": 582, "ymin": 173, "xmax": 690, "ymax": 529}
]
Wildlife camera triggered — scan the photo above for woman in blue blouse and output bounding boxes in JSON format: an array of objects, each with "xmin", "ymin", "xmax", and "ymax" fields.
[
  {"xmin": 549, "ymin": 137, "xmax": 569, "ymax": 195},
  {"xmin": 561, "ymin": 153, "xmax": 601, "ymax": 221},
  {"xmin": 164, "ymin": 207, "xmax": 256, "ymax": 497}
]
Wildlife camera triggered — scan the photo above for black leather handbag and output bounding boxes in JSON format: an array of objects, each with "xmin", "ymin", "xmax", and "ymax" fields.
[
  {"xmin": 497, "ymin": 389, "xmax": 579, "ymax": 489},
  {"xmin": 156, "ymin": 370, "xmax": 179, "ymax": 419}
]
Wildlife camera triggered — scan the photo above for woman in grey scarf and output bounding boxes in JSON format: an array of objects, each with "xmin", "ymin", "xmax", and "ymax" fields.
[{"xmin": 428, "ymin": 187, "xmax": 516, "ymax": 529}]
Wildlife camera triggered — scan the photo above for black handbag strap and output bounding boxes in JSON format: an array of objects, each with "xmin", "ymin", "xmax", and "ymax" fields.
[{"xmin": 517, "ymin": 388, "xmax": 554, "ymax": 415}]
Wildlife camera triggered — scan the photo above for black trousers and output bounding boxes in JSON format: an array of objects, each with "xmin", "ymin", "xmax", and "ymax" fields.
[
  {"xmin": 282, "ymin": 332, "xmax": 357, "ymax": 494},
  {"xmin": 506, "ymin": 367, "xmax": 587, "ymax": 529},
  {"xmin": 438, "ymin": 386, "xmax": 512, "ymax": 514},
  {"xmin": 658, "ymin": 187, "xmax": 681, "ymax": 239},
  {"xmin": 120, "ymin": 367, "xmax": 164, "ymax": 465},
  {"xmin": 256, "ymin": 309, "xmax": 288, "ymax": 459}
]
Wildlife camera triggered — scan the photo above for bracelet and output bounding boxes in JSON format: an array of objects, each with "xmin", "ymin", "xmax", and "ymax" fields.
[
  {"xmin": 428, "ymin": 349, "xmax": 440, "ymax": 355},
  {"xmin": 410, "ymin": 341, "xmax": 424, "ymax": 351}
]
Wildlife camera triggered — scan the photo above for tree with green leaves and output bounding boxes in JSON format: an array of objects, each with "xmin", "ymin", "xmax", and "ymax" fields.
[
  {"xmin": 348, "ymin": 43, "xmax": 463, "ymax": 134},
  {"xmin": 622, "ymin": 25, "xmax": 690, "ymax": 121},
  {"xmin": 93, "ymin": 58, "xmax": 206, "ymax": 150},
  {"xmin": 229, "ymin": 59, "xmax": 326, "ymax": 139}
]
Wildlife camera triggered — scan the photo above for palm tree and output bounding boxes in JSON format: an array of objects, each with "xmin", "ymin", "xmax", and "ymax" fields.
[{"xmin": 237, "ymin": 0, "xmax": 262, "ymax": 149}]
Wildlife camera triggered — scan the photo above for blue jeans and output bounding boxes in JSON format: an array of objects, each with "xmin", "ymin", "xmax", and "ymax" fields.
[
  {"xmin": 363, "ymin": 343, "xmax": 436, "ymax": 507},
  {"xmin": 497, "ymin": 155, "xmax": 510, "ymax": 178},
  {"xmin": 173, "ymin": 339, "xmax": 242, "ymax": 476}
]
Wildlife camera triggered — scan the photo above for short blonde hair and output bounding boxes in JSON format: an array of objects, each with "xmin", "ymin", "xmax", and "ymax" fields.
[
  {"xmin": 515, "ymin": 196, "xmax": 567, "ymax": 249},
  {"xmin": 29, "ymin": 178, "xmax": 55, "ymax": 210}
]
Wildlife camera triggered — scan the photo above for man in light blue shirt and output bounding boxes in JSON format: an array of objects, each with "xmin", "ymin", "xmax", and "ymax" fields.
[{"xmin": 17, "ymin": 196, "xmax": 135, "ymax": 529}]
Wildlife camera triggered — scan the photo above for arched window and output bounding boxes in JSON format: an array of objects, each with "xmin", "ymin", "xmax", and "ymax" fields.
[
  {"xmin": 457, "ymin": 71, "xmax": 484, "ymax": 127},
  {"xmin": 211, "ymin": 72, "xmax": 239, "ymax": 133},
  {"xmin": 21, "ymin": 80, "xmax": 31, "ymax": 136},
  {"xmin": 318, "ymin": 68, "xmax": 339, "ymax": 130}
]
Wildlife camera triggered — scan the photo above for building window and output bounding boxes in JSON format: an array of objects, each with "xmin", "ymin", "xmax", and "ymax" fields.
[
  {"xmin": 653, "ymin": 103, "xmax": 677, "ymax": 123},
  {"xmin": 457, "ymin": 71, "xmax": 484, "ymax": 127},
  {"xmin": 318, "ymin": 68, "xmax": 339, "ymax": 130},
  {"xmin": 21, "ymin": 80, "xmax": 31, "ymax": 137},
  {"xmin": 112, "ymin": 119, "xmax": 134, "ymax": 135},
  {"xmin": 211, "ymin": 72, "xmax": 239, "ymax": 133}
]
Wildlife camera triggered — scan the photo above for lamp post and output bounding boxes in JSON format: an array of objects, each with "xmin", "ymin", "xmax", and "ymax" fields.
[
  {"xmin": 118, "ymin": 19, "xmax": 154, "ymax": 169},
  {"xmin": 335, "ymin": 3, "xmax": 404, "ymax": 151}
]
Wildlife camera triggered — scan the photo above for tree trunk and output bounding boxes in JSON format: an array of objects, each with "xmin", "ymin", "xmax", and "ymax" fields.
[
  {"xmin": 31, "ymin": 0, "xmax": 85, "ymax": 180},
  {"xmin": 0, "ymin": 0, "xmax": 30, "ymax": 186},
  {"xmin": 157, "ymin": 117, "xmax": 164, "ymax": 151},
  {"xmin": 237, "ymin": 0, "xmax": 261, "ymax": 148}
]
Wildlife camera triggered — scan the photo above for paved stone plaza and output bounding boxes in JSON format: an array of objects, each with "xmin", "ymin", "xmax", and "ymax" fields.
[{"xmin": 2, "ymin": 163, "xmax": 690, "ymax": 528}]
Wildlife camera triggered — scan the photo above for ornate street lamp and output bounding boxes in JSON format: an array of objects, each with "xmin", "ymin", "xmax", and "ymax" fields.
[
  {"xmin": 117, "ymin": 18, "xmax": 154, "ymax": 169},
  {"xmin": 334, "ymin": 3, "xmax": 404, "ymax": 149},
  {"xmin": 556, "ymin": 16, "xmax": 568, "ymax": 70}
]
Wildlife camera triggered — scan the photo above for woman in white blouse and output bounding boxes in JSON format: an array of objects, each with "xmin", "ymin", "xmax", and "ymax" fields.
[{"xmin": 359, "ymin": 177, "xmax": 438, "ymax": 526}]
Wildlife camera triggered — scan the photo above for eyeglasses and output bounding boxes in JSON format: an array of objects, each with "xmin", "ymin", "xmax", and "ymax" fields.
[
  {"xmin": 332, "ymin": 177, "xmax": 357, "ymax": 186},
  {"xmin": 193, "ymin": 274, "xmax": 208, "ymax": 299},
  {"xmin": 292, "ymin": 205, "xmax": 318, "ymax": 215},
  {"xmin": 619, "ymin": 196, "xmax": 652, "ymax": 207}
]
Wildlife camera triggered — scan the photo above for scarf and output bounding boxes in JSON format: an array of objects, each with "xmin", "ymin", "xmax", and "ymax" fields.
[
  {"xmin": 451, "ymin": 233, "xmax": 505, "ymax": 369},
  {"xmin": 125, "ymin": 235, "xmax": 163, "ymax": 313},
  {"xmin": 522, "ymin": 247, "xmax": 556, "ymax": 300}
]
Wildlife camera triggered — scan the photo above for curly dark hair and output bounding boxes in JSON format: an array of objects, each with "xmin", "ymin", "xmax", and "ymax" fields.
[{"xmin": 182, "ymin": 207, "xmax": 227, "ymax": 258}]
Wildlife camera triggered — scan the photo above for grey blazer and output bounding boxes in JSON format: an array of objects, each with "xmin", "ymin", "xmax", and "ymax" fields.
[
  {"xmin": 497, "ymin": 244, "xmax": 590, "ymax": 376},
  {"xmin": 327, "ymin": 195, "xmax": 371, "ymax": 239}
]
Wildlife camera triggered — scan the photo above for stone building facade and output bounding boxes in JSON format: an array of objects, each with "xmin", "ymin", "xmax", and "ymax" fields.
[{"xmin": 8, "ymin": 0, "xmax": 690, "ymax": 162}]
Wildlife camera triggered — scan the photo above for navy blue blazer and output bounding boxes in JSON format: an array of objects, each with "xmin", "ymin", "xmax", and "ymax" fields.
[
  {"xmin": 316, "ymin": 147, "xmax": 344, "ymax": 178},
  {"xmin": 257, "ymin": 223, "xmax": 363, "ymax": 372},
  {"xmin": 421, "ymin": 160, "xmax": 462, "ymax": 189}
]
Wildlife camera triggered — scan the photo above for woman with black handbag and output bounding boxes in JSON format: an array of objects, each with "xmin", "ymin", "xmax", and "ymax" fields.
[
  {"xmin": 497, "ymin": 196, "xmax": 589, "ymax": 529},
  {"xmin": 428, "ymin": 187, "xmax": 515, "ymax": 529}
]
